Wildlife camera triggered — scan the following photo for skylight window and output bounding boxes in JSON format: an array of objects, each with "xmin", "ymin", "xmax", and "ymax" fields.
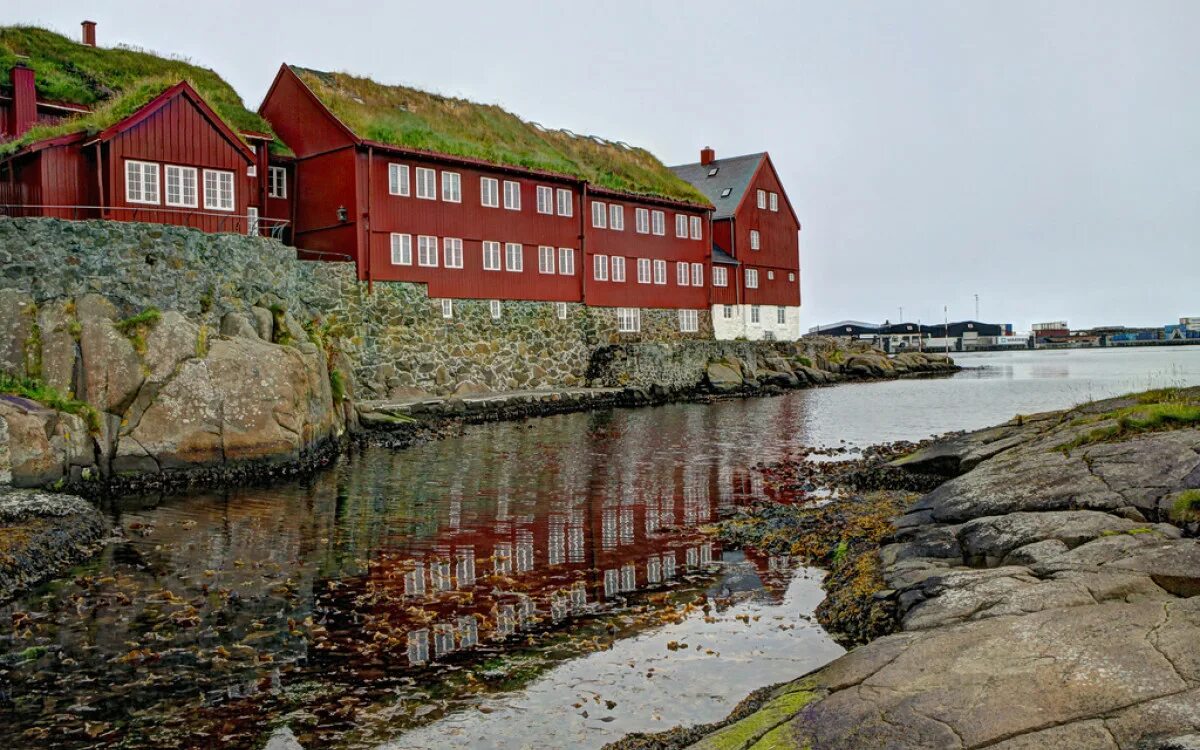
[
  {"xmin": 707, "ymin": 167, "xmax": 719, "ymax": 177},
  {"xmin": 720, "ymin": 188, "xmax": 732, "ymax": 198}
]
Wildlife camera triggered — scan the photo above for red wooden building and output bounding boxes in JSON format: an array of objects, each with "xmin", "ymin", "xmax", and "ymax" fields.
[
  {"xmin": 670, "ymin": 149, "xmax": 803, "ymax": 340},
  {"xmin": 259, "ymin": 64, "xmax": 713, "ymax": 314}
]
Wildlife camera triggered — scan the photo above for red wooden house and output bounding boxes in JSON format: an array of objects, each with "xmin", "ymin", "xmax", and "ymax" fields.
[
  {"xmin": 670, "ymin": 149, "xmax": 803, "ymax": 340},
  {"xmin": 259, "ymin": 64, "xmax": 714, "ymax": 316}
]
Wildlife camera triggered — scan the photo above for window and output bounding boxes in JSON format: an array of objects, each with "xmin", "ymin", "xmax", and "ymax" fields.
[
  {"xmin": 164, "ymin": 165, "xmax": 197, "ymax": 207},
  {"xmin": 593, "ymin": 254, "xmax": 609, "ymax": 281},
  {"xmin": 712, "ymin": 266, "xmax": 728, "ymax": 287},
  {"xmin": 637, "ymin": 258, "xmax": 651, "ymax": 284},
  {"xmin": 679, "ymin": 309, "xmax": 699, "ymax": 333},
  {"xmin": 415, "ymin": 167, "xmax": 436, "ymax": 199},
  {"xmin": 651, "ymin": 210, "xmax": 665, "ymax": 236},
  {"xmin": 442, "ymin": 299, "xmax": 454, "ymax": 319},
  {"xmin": 751, "ymin": 305, "xmax": 761, "ymax": 323},
  {"xmin": 440, "ymin": 172, "xmax": 461, "ymax": 203},
  {"xmin": 691, "ymin": 262, "xmax": 703, "ymax": 287},
  {"xmin": 483, "ymin": 241, "xmax": 501, "ymax": 271},
  {"xmin": 203, "ymin": 169, "xmax": 234, "ymax": 211},
  {"xmin": 490, "ymin": 300, "xmax": 502, "ymax": 319},
  {"xmin": 689, "ymin": 216, "xmax": 702, "ymax": 240},
  {"xmin": 708, "ymin": 167, "xmax": 719, "ymax": 177},
  {"xmin": 722, "ymin": 304, "xmax": 735, "ymax": 319},
  {"xmin": 556, "ymin": 188, "xmax": 572, "ymax": 216},
  {"xmin": 750, "ymin": 230, "xmax": 761, "ymax": 250},
  {"xmin": 480, "ymin": 177, "xmax": 499, "ymax": 207},
  {"xmin": 503, "ymin": 180, "xmax": 521, "ymax": 210},
  {"xmin": 767, "ymin": 270, "xmax": 775, "ymax": 280},
  {"xmin": 558, "ymin": 247, "xmax": 575, "ymax": 275},
  {"xmin": 389, "ymin": 164, "xmax": 410, "ymax": 196},
  {"xmin": 444, "ymin": 237, "xmax": 463, "ymax": 268},
  {"xmin": 611, "ymin": 256, "xmax": 626, "ymax": 282},
  {"xmin": 556, "ymin": 302, "xmax": 568, "ymax": 320},
  {"xmin": 777, "ymin": 306, "xmax": 787, "ymax": 325},
  {"xmin": 246, "ymin": 206, "xmax": 259, "ymax": 236},
  {"xmin": 391, "ymin": 233, "xmax": 412, "ymax": 265},
  {"xmin": 720, "ymin": 187, "xmax": 732, "ymax": 198},
  {"xmin": 635, "ymin": 208, "xmax": 650, "ymax": 233},
  {"xmin": 536, "ymin": 185, "xmax": 553, "ymax": 214},
  {"xmin": 247, "ymin": 164, "xmax": 257, "ymax": 178},
  {"xmin": 788, "ymin": 272, "xmax": 796, "ymax": 282},
  {"xmin": 125, "ymin": 160, "xmax": 160, "ymax": 205},
  {"xmin": 417, "ymin": 235, "xmax": 438, "ymax": 267},
  {"xmin": 675, "ymin": 214, "xmax": 688, "ymax": 238},
  {"xmin": 617, "ymin": 307, "xmax": 641, "ymax": 333},
  {"xmin": 770, "ymin": 192, "xmax": 779, "ymax": 212},
  {"xmin": 268, "ymin": 166, "xmax": 287, "ymax": 199},
  {"xmin": 538, "ymin": 246, "xmax": 556, "ymax": 274},
  {"xmin": 505, "ymin": 242, "xmax": 523, "ymax": 271},
  {"xmin": 757, "ymin": 189, "xmax": 767, "ymax": 209},
  {"xmin": 610, "ymin": 204, "xmax": 624, "ymax": 231},
  {"xmin": 676, "ymin": 262, "xmax": 690, "ymax": 286},
  {"xmin": 746, "ymin": 268, "xmax": 759, "ymax": 288},
  {"xmin": 591, "ymin": 201, "xmax": 607, "ymax": 228},
  {"xmin": 653, "ymin": 259, "xmax": 667, "ymax": 285}
]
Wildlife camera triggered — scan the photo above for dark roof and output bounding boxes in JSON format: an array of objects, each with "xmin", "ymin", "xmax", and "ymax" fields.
[
  {"xmin": 878, "ymin": 322, "xmax": 922, "ymax": 334},
  {"xmin": 668, "ymin": 152, "xmax": 765, "ymax": 219},
  {"xmin": 711, "ymin": 243, "xmax": 740, "ymax": 265},
  {"xmin": 921, "ymin": 321, "xmax": 1004, "ymax": 337}
]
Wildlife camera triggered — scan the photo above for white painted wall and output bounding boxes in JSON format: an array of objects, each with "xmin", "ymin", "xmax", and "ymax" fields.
[{"xmin": 711, "ymin": 304, "xmax": 802, "ymax": 341}]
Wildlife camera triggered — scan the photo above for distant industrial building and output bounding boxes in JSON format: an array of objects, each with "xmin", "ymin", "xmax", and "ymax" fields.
[{"xmin": 809, "ymin": 320, "xmax": 1022, "ymax": 352}]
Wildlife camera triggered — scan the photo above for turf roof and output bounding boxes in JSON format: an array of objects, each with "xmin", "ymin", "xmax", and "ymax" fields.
[{"xmin": 290, "ymin": 66, "xmax": 710, "ymax": 205}]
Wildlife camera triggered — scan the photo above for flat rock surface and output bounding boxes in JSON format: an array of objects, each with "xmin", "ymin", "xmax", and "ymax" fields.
[{"xmin": 0, "ymin": 488, "xmax": 108, "ymax": 603}]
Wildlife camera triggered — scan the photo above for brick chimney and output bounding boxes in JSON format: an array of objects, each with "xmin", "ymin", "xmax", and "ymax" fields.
[
  {"xmin": 8, "ymin": 60, "xmax": 37, "ymax": 139},
  {"xmin": 81, "ymin": 20, "xmax": 97, "ymax": 47},
  {"xmin": 700, "ymin": 146, "xmax": 716, "ymax": 166}
]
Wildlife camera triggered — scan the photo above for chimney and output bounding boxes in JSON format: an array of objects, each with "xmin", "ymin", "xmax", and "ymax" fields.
[
  {"xmin": 81, "ymin": 20, "xmax": 97, "ymax": 47},
  {"xmin": 8, "ymin": 60, "xmax": 37, "ymax": 139},
  {"xmin": 700, "ymin": 146, "xmax": 716, "ymax": 166}
]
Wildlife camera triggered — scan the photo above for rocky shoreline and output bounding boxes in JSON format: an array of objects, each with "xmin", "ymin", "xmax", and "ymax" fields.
[{"xmin": 621, "ymin": 387, "xmax": 1200, "ymax": 750}]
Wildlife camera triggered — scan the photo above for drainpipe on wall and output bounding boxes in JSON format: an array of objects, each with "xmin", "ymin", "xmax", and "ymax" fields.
[
  {"xmin": 93, "ymin": 142, "xmax": 105, "ymax": 219},
  {"xmin": 579, "ymin": 180, "xmax": 588, "ymax": 307},
  {"xmin": 365, "ymin": 146, "xmax": 373, "ymax": 293}
]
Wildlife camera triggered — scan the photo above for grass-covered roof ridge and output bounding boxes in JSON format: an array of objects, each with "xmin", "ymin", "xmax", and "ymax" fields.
[
  {"xmin": 0, "ymin": 25, "xmax": 273, "ymax": 139},
  {"xmin": 290, "ymin": 66, "xmax": 710, "ymax": 205}
]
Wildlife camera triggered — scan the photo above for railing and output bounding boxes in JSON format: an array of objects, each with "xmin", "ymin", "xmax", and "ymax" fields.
[{"xmin": 0, "ymin": 203, "xmax": 291, "ymax": 240}]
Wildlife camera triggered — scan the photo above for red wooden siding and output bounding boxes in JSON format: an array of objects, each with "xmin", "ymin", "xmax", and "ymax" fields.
[
  {"xmin": 732, "ymin": 158, "xmax": 800, "ymax": 306},
  {"xmin": 741, "ymin": 263, "xmax": 799, "ymax": 307},
  {"xmin": 259, "ymin": 68, "xmax": 356, "ymax": 157},
  {"xmin": 288, "ymin": 147, "xmax": 359, "ymax": 263}
]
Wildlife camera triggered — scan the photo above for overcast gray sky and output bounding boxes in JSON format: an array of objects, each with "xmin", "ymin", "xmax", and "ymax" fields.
[{"xmin": 11, "ymin": 0, "xmax": 1200, "ymax": 331}]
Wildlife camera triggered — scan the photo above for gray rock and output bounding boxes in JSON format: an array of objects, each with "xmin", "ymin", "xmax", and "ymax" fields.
[
  {"xmin": 705, "ymin": 360, "xmax": 743, "ymax": 393},
  {"xmin": 250, "ymin": 306, "xmax": 274, "ymax": 341},
  {"xmin": 0, "ymin": 288, "xmax": 34, "ymax": 376},
  {"xmin": 220, "ymin": 312, "xmax": 260, "ymax": 339},
  {"xmin": 958, "ymin": 510, "xmax": 1144, "ymax": 565},
  {"xmin": 0, "ymin": 487, "xmax": 107, "ymax": 603}
]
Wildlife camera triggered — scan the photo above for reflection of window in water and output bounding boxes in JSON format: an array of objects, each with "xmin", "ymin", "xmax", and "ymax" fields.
[
  {"xmin": 407, "ymin": 628, "xmax": 429, "ymax": 665},
  {"xmin": 570, "ymin": 581, "xmax": 587, "ymax": 611},
  {"xmin": 686, "ymin": 547, "xmax": 699, "ymax": 568},
  {"xmin": 551, "ymin": 591, "xmax": 569, "ymax": 621},
  {"xmin": 518, "ymin": 595, "xmax": 536, "ymax": 628},
  {"xmin": 619, "ymin": 508, "xmax": 634, "ymax": 545},
  {"xmin": 515, "ymin": 530, "xmax": 534, "ymax": 573},
  {"xmin": 494, "ymin": 542, "xmax": 512, "ymax": 575},
  {"xmin": 750, "ymin": 473, "xmax": 764, "ymax": 497},
  {"xmin": 548, "ymin": 518, "xmax": 565, "ymax": 566},
  {"xmin": 568, "ymin": 525, "xmax": 584, "ymax": 563},
  {"xmin": 430, "ymin": 559, "xmax": 452, "ymax": 592},
  {"xmin": 457, "ymin": 616, "xmax": 478, "ymax": 648},
  {"xmin": 683, "ymin": 485, "xmax": 710, "ymax": 525},
  {"xmin": 620, "ymin": 562, "xmax": 637, "ymax": 592},
  {"xmin": 456, "ymin": 548, "xmax": 476, "ymax": 587},
  {"xmin": 768, "ymin": 555, "xmax": 791, "ymax": 572},
  {"xmin": 645, "ymin": 502, "xmax": 660, "ymax": 535},
  {"xmin": 433, "ymin": 623, "xmax": 455, "ymax": 656},
  {"xmin": 659, "ymin": 495, "xmax": 675, "ymax": 527},
  {"xmin": 604, "ymin": 568, "xmax": 619, "ymax": 599},
  {"xmin": 495, "ymin": 604, "xmax": 516, "ymax": 638},
  {"xmin": 448, "ymin": 487, "xmax": 462, "ymax": 530},
  {"xmin": 700, "ymin": 543, "xmax": 713, "ymax": 565},
  {"xmin": 496, "ymin": 495, "xmax": 510, "ymax": 522},
  {"xmin": 405, "ymin": 562, "xmax": 427, "ymax": 597},
  {"xmin": 647, "ymin": 555, "xmax": 662, "ymax": 584},
  {"xmin": 602, "ymin": 509, "xmax": 618, "ymax": 550},
  {"xmin": 662, "ymin": 551, "xmax": 677, "ymax": 579}
]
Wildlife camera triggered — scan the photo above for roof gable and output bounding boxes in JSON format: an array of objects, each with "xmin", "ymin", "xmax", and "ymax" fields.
[
  {"xmin": 93, "ymin": 81, "xmax": 252, "ymax": 161},
  {"xmin": 668, "ymin": 153, "xmax": 764, "ymax": 219}
]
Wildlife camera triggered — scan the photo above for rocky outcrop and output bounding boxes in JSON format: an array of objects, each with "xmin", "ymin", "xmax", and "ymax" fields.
[{"xmin": 0, "ymin": 488, "xmax": 108, "ymax": 603}]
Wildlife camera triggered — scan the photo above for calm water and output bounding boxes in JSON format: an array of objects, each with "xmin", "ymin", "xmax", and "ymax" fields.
[{"xmin": 1, "ymin": 346, "xmax": 1198, "ymax": 749}]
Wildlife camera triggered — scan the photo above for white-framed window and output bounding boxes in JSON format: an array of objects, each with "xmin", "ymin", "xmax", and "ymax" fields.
[
  {"xmin": 679, "ymin": 309, "xmax": 699, "ymax": 333},
  {"xmin": 246, "ymin": 206, "xmax": 259, "ymax": 236},
  {"xmin": 164, "ymin": 165, "xmax": 197, "ymax": 207},
  {"xmin": 442, "ymin": 299, "xmax": 454, "ymax": 319},
  {"xmin": 247, "ymin": 164, "xmax": 257, "ymax": 178},
  {"xmin": 635, "ymin": 207, "xmax": 650, "ymax": 234},
  {"xmin": 268, "ymin": 165, "xmax": 287, "ymax": 199},
  {"xmin": 756, "ymin": 189, "xmax": 767, "ymax": 209},
  {"xmin": 713, "ymin": 266, "xmax": 728, "ymax": 287},
  {"xmin": 750, "ymin": 230, "xmax": 761, "ymax": 250},
  {"xmin": 593, "ymin": 254, "xmax": 609, "ymax": 281},
  {"xmin": 537, "ymin": 245, "xmax": 555, "ymax": 274},
  {"xmin": 653, "ymin": 259, "xmax": 666, "ymax": 285},
  {"xmin": 536, "ymin": 185, "xmax": 553, "ymax": 214},
  {"xmin": 415, "ymin": 167, "xmax": 436, "ymax": 199},
  {"xmin": 442, "ymin": 172, "xmax": 461, "ymax": 202},
  {"xmin": 479, "ymin": 177, "xmax": 498, "ymax": 207},
  {"xmin": 388, "ymin": 163, "xmax": 410, "ymax": 196},
  {"xmin": 505, "ymin": 242, "xmax": 523, "ymax": 271},
  {"xmin": 611, "ymin": 256, "xmax": 626, "ymax": 282},
  {"xmin": 722, "ymin": 304, "xmax": 735, "ymax": 319},
  {"xmin": 203, "ymin": 169, "xmax": 234, "ymax": 211},
  {"xmin": 617, "ymin": 307, "xmax": 641, "ymax": 333},
  {"xmin": 503, "ymin": 180, "xmax": 521, "ymax": 210},
  {"xmin": 556, "ymin": 188, "xmax": 573, "ymax": 216},
  {"xmin": 746, "ymin": 268, "xmax": 759, "ymax": 288},
  {"xmin": 788, "ymin": 272, "xmax": 796, "ymax": 282},
  {"xmin": 691, "ymin": 262, "xmax": 703, "ymax": 287},
  {"xmin": 390, "ymin": 233, "xmax": 412, "ymax": 265},
  {"xmin": 490, "ymin": 299, "xmax": 502, "ymax": 319},
  {"xmin": 637, "ymin": 258, "xmax": 651, "ymax": 284},
  {"xmin": 767, "ymin": 270, "xmax": 775, "ymax": 280},
  {"xmin": 443, "ymin": 237, "xmax": 464, "ymax": 268},
  {"xmin": 592, "ymin": 201, "xmax": 607, "ymax": 228},
  {"xmin": 558, "ymin": 247, "xmax": 575, "ymax": 275},
  {"xmin": 777, "ymin": 306, "xmax": 787, "ymax": 325},
  {"xmin": 610, "ymin": 204, "xmax": 624, "ymax": 231},
  {"xmin": 483, "ymin": 241, "xmax": 502, "ymax": 271},
  {"xmin": 125, "ymin": 161, "xmax": 160, "ymax": 205},
  {"xmin": 417, "ymin": 235, "xmax": 438, "ymax": 267},
  {"xmin": 651, "ymin": 210, "xmax": 665, "ymax": 236},
  {"xmin": 690, "ymin": 216, "xmax": 702, "ymax": 240},
  {"xmin": 751, "ymin": 305, "xmax": 761, "ymax": 323},
  {"xmin": 556, "ymin": 302, "xmax": 567, "ymax": 320},
  {"xmin": 770, "ymin": 192, "xmax": 779, "ymax": 212},
  {"xmin": 676, "ymin": 261, "xmax": 690, "ymax": 286},
  {"xmin": 675, "ymin": 214, "xmax": 688, "ymax": 238}
]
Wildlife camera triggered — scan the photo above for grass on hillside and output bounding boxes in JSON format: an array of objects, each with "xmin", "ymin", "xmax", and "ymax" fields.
[
  {"xmin": 1172, "ymin": 490, "xmax": 1200, "ymax": 523},
  {"xmin": 0, "ymin": 371, "xmax": 101, "ymax": 433},
  {"xmin": 292, "ymin": 66, "xmax": 709, "ymax": 204},
  {"xmin": 1057, "ymin": 388, "xmax": 1200, "ymax": 452}
]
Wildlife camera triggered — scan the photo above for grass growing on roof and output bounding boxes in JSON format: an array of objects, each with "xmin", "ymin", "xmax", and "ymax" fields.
[{"xmin": 291, "ymin": 66, "xmax": 710, "ymax": 204}]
